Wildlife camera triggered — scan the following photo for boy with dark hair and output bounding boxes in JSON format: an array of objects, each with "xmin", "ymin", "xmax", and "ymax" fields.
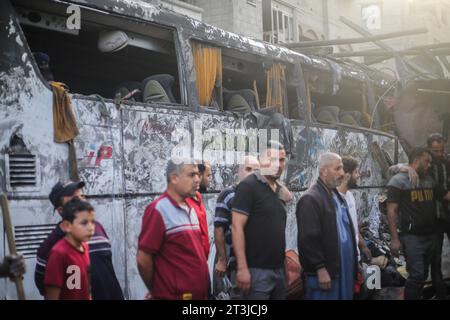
[
  {"xmin": 44, "ymin": 199, "xmax": 95, "ymax": 300},
  {"xmin": 35, "ymin": 181, "xmax": 124, "ymax": 299}
]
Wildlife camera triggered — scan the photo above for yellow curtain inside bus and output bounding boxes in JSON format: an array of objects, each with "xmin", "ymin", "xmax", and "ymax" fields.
[
  {"xmin": 265, "ymin": 63, "xmax": 287, "ymax": 113},
  {"xmin": 192, "ymin": 41, "xmax": 222, "ymax": 107}
]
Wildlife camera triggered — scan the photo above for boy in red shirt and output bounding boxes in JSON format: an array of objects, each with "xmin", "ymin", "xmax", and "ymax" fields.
[{"xmin": 44, "ymin": 199, "xmax": 96, "ymax": 300}]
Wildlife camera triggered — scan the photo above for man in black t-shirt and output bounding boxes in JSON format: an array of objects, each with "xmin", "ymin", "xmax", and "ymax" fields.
[
  {"xmin": 231, "ymin": 141, "xmax": 287, "ymax": 300},
  {"xmin": 387, "ymin": 147, "xmax": 450, "ymax": 300},
  {"xmin": 426, "ymin": 133, "xmax": 450, "ymax": 299}
]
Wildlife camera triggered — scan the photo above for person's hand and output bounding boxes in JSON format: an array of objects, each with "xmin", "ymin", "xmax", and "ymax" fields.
[
  {"xmin": 400, "ymin": 166, "xmax": 419, "ymax": 188},
  {"xmin": 390, "ymin": 238, "xmax": 401, "ymax": 257},
  {"xmin": 4, "ymin": 254, "xmax": 26, "ymax": 280},
  {"xmin": 144, "ymin": 291, "xmax": 153, "ymax": 300},
  {"xmin": 279, "ymin": 185, "xmax": 293, "ymax": 203},
  {"xmin": 236, "ymin": 268, "xmax": 251, "ymax": 295},
  {"xmin": 215, "ymin": 257, "xmax": 227, "ymax": 278},
  {"xmin": 362, "ymin": 246, "xmax": 372, "ymax": 261},
  {"xmin": 317, "ymin": 267, "xmax": 331, "ymax": 291}
]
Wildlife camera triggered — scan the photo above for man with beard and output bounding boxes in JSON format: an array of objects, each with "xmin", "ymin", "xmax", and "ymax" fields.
[
  {"xmin": 232, "ymin": 141, "xmax": 288, "ymax": 300},
  {"xmin": 387, "ymin": 147, "xmax": 450, "ymax": 300},
  {"xmin": 137, "ymin": 158, "xmax": 209, "ymax": 300},
  {"xmin": 187, "ymin": 161, "xmax": 212, "ymax": 258},
  {"xmin": 296, "ymin": 152, "xmax": 358, "ymax": 300},
  {"xmin": 426, "ymin": 134, "xmax": 450, "ymax": 299},
  {"xmin": 337, "ymin": 156, "xmax": 372, "ymax": 262},
  {"xmin": 198, "ymin": 162, "xmax": 212, "ymax": 193}
]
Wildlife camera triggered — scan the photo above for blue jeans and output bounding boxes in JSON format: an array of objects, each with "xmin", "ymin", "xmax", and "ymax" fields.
[{"xmin": 242, "ymin": 268, "xmax": 286, "ymax": 300}]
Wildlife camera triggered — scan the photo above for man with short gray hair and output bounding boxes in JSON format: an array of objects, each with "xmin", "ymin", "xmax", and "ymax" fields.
[
  {"xmin": 214, "ymin": 155, "xmax": 260, "ymax": 281},
  {"xmin": 137, "ymin": 158, "xmax": 209, "ymax": 300},
  {"xmin": 296, "ymin": 152, "xmax": 358, "ymax": 300}
]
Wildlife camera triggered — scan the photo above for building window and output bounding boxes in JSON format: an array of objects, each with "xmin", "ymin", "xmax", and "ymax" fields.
[
  {"xmin": 362, "ymin": 4, "xmax": 382, "ymax": 30},
  {"xmin": 289, "ymin": 17, "xmax": 294, "ymax": 41},
  {"xmin": 271, "ymin": 7, "xmax": 294, "ymax": 44}
]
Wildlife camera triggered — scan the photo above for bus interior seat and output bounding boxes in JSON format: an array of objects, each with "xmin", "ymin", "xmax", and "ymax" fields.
[
  {"xmin": 223, "ymin": 89, "xmax": 257, "ymax": 113},
  {"xmin": 142, "ymin": 74, "xmax": 176, "ymax": 104},
  {"xmin": 316, "ymin": 106, "xmax": 340, "ymax": 124},
  {"xmin": 112, "ymin": 81, "xmax": 142, "ymax": 101},
  {"xmin": 340, "ymin": 110, "xmax": 362, "ymax": 126}
]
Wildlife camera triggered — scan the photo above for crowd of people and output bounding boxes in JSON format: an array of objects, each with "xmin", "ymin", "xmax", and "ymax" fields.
[{"xmin": 2, "ymin": 134, "xmax": 449, "ymax": 300}]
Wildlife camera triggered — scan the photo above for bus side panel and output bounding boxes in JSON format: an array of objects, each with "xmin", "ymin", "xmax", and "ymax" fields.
[
  {"xmin": 297, "ymin": 127, "xmax": 392, "ymax": 188},
  {"xmin": 124, "ymin": 196, "xmax": 156, "ymax": 300},
  {"xmin": 70, "ymin": 99, "xmax": 127, "ymax": 293},
  {"xmin": 197, "ymin": 112, "xmax": 248, "ymax": 191},
  {"xmin": 1, "ymin": 2, "xmax": 71, "ymax": 299},
  {"xmin": 4, "ymin": 200, "xmax": 60, "ymax": 299},
  {"xmin": 284, "ymin": 123, "xmax": 309, "ymax": 190},
  {"xmin": 121, "ymin": 106, "xmax": 192, "ymax": 299},
  {"xmin": 122, "ymin": 107, "xmax": 192, "ymax": 195},
  {"xmin": 0, "ymin": 2, "xmax": 70, "ymax": 195},
  {"xmin": 72, "ymin": 98, "xmax": 124, "ymax": 196}
]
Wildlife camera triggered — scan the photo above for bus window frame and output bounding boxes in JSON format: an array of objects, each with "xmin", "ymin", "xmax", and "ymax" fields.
[
  {"xmin": 14, "ymin": 3, "xmax": 189, "ymax": 110},
  {"xmin": 187, "ymin": 36, "xmax": 303, "ymax": 120}
]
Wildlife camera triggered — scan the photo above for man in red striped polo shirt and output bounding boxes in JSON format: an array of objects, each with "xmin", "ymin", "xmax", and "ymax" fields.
[{"xmin": 137, "ymin": 159, "xmax": 209, "ymax": 300}]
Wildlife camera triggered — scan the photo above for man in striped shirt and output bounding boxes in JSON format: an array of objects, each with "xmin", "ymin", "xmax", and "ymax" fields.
[
  {"xmin": 34, "ymin": 181, "xmax": 124, "ymax": 300},
  {"xmin": 214, "ymin": 156, "xmax": 260, "ymax": 280}
]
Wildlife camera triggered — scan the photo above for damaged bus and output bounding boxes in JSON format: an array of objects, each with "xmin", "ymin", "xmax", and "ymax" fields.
[{"xmin": 1, "ymin": 0, "xmax": 408, "ymax": 299}]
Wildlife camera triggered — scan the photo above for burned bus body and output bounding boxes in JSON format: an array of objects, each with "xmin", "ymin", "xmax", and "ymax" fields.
[{"xmin": 0, "ymin": 0, "xmax": 414, "ymax": 299}]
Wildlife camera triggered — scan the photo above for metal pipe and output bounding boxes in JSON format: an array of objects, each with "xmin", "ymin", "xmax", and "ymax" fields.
[
  {"xmin": 417, "ymin": 88, "xmax": 450, "ymax": 95},
  {"xmin": 339, "ymin": 16, "xmax": 428, "ymax": 77},
  {"xmin": 284, "ymin": 27, "xmax": 427, "ymax": 48},
  {"xmin": 366, "ymin": 48, "xmax": 450, "ymax": 65},
  {"xmin": 331, "ymin": 47, "xmax": 450, "ymax": 58}
]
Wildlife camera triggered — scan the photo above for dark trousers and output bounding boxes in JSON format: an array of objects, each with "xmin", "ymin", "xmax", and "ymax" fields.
[
  {"xmin": 401, "ymin": 233, "xmax": 435, "ymax": 300},
  {"xmin": 431, "ymin": 222, "xmax": 450, "ymax": 300}
]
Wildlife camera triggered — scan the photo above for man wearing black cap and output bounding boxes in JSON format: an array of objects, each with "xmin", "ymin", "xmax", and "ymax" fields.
[{"xmin": 34, "ymin": 181, "xmax": 124, "ymax": 300}]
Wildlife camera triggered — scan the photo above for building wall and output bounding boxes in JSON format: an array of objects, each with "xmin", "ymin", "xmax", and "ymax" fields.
[
  {"xmin": 157, "ymin": 0, "xmax": 204, "ymax": 21},
  {"xmin": 193, "ymin": 0, "xmax": 234, "ymax": 31},
  {"xmin": 232, "ymin": 0, "xmax": 263, "ymax": 40},
  {"xmin": 159, "ymin": 0, "xmax": 450, "ymax": 52},
  {"xmin": 337, "ymin": 0, "xmax": 450, "ymax": 51}
]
